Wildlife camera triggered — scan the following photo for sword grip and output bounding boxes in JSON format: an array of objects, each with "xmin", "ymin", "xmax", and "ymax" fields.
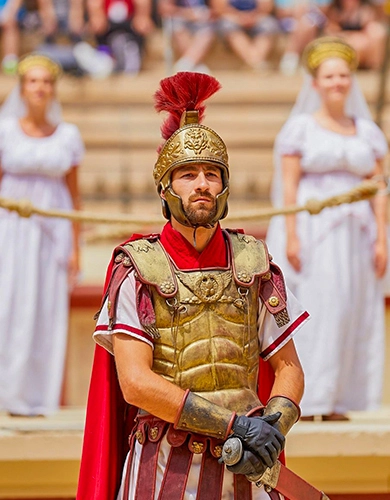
[{"xmin": 221, "ymin": 437, "xmax": 280, "ymax": 489}]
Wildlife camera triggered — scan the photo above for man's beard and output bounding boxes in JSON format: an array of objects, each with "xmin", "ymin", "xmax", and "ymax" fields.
[{"xmin": 183, "ymin": 191, "xmax": 218, "ymax": 226}]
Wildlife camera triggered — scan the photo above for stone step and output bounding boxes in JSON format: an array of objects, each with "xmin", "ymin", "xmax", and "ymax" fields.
[
  {"xmin": 79, "ymin": 149, "xmax": 274, "ymax": 199},
  {"xmin": 0, "ymin": 67, "xmax": 384, "ymax": 106}
]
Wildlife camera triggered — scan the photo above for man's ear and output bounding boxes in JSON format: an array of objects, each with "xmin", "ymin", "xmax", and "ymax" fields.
[{"xmin": 160, "ymin": 189, "xmax": 166, "ymax": 201}]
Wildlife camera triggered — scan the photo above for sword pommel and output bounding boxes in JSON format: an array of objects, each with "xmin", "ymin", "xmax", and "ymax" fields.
[
  {"xmin": 221, "ymin": 437, "xmax": 243, "ymax": 466},
  {"xmin": 222, "ymin": 436, "xmax": 282, "ymax": 489}
]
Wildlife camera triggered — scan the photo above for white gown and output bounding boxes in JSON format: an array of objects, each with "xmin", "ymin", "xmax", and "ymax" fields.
[
  {"xmin": 266, "ymin": 113, "xmax": 388, "ymax": 416},
  {"xmin": 0, "ymin": 117, "xmax": 84, "ymax": 416}
]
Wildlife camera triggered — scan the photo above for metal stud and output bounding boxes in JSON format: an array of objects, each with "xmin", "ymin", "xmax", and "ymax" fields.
[{"xmin": 268, "ymin": 296, "xmax": 279, "ymax": 307}]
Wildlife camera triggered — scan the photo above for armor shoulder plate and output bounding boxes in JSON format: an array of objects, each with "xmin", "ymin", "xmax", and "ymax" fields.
[
  {"xmin": 224, "ymin": 229, "xmax": 270, "ymax": 286},
  {"xmin": 121, "ymin": 236, "xmax": 177, "ymax": 297},
  {"xmin": 225, "ymin": 229, "xmax": 290, "ymax": 328}
]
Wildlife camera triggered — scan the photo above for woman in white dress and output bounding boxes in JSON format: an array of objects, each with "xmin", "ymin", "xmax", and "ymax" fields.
[
  {"xmin": 266, "ymin": 37, "xmax": 388, "ymax": 420},
  {"xmin": 0, "ymin": 54, "xmax": 85, "ymax": 416}
]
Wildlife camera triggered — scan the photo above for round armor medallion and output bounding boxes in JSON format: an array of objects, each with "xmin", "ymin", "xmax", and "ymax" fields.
[{"xmin": 195, "ymin": 274, "xmax": 224, "ymax": 302}]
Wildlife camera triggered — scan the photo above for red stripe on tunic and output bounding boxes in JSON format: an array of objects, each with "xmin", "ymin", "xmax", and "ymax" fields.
[
  {"xmin": 261, "ymin": 311, "xmax": 310, "ymax": 359},
  {"xmin": 95, "ymin": 323, "xmax": 152, "ymax": 341}
]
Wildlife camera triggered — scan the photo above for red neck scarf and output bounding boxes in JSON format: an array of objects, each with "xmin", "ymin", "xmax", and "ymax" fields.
[{"xmin": 159, "ymin": 222, "xmax": 228, "ymax": 270}]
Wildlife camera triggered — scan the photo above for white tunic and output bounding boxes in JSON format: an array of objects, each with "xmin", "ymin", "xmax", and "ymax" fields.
[
  {"xmin": 266, "ymin": 113, "xmax": 388, "ymax": 416},
  {"xmin": 94, "ymin": 270, "xmax": 309, "ymax": 500},
  {"xmin": 0, "ymin": 117, "xmax": 84, "ymax": 416}
]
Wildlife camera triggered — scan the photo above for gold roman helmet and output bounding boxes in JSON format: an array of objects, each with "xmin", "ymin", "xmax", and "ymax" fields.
[
  {"xmin": 17, "ymin": 53, "xmax": 62, "ymax": 81},
  {"xmin": 153, "ymin": 72, "xmax": 229, "ymax": 228},
  {"xmin": 302, "ymin": 37, "xmax": 359, "ymax": 75}
]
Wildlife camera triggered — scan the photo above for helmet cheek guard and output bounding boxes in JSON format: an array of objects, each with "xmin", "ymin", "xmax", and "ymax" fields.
[{"xmin": 160, "ymin": 183, "xmax": 230, "ymax": 228}]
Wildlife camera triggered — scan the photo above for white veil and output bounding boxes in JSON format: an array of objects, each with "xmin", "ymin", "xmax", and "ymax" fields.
[
  {"xmin": 271, "ymin": 73, "xmax": 373, "ymax": 207},
  {"xmin": 0, "ymin": 84, "xmax": 63, "ymax": 126},
  {"xmin": 288, "ymin": 73, "xmax": 372, "ymax": 119}
]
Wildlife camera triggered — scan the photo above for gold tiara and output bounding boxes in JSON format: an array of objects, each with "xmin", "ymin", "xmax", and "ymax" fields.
[
  {"xmin": 17, "ymin": 54, "xmax": 62, "ymax": 80},
  {"xmin": 303, "ymin": 37, "xmax": 358, "ymax": 75}
]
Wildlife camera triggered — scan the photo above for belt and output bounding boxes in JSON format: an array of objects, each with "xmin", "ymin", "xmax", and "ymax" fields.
[{"xmin": 121, "ymin": 413, "xmax": 252, "ymax": 500}]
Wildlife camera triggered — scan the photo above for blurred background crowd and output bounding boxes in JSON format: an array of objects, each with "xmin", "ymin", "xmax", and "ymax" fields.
[{"xmin": 0, "ymin": 0, "xmax": 388, "ymax": 79}]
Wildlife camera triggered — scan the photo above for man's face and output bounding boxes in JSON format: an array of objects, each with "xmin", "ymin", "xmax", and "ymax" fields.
[{"xmin": 169, "ymin": 163, "xmax": 223, "ymax": 226}]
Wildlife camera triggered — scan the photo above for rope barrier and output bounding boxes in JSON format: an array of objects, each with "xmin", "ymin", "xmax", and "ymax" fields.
[{"xmin": 0, "ymin": 179, "xmax": 383, "ymax": 241}]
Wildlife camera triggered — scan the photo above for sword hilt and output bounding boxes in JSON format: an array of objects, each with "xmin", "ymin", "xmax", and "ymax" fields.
[{"xmin": 221, "ymin": 437, "xmax": 280, "ymax": 490}]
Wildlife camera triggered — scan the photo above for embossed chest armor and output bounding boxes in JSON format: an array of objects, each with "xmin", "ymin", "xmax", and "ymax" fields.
[
  {"xmin": 152, "ymin": 266, "xmax": 261, "ymax": 414},
  {"xmin": 114, "ymin": 230, "xmax": 290, "ymax": 415}
]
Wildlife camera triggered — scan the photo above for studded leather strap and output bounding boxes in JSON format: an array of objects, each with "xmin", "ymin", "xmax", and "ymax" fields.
[
  {"xmin": 134, "ymin": 439, "xmax": 162, "ymax": 500},
  {"xmin": 157, "ymin": 441, "xmax": 193, "ymax": 500},
  {"xmin": 234, "ymin": 473, "xmax": 252, "ymax": 500},
  {"xmin": 196, "ymin": 447, "xmax": 224, "ymax": 500}
]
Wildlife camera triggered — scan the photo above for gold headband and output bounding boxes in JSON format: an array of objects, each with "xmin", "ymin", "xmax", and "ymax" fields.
[
  {"xmin": 17, "ymin": 54, "xmax": 62, "ymax": 80},
  {"xmin": 303, "ymin": 37, "xmax": 358, "ymax": 75}
]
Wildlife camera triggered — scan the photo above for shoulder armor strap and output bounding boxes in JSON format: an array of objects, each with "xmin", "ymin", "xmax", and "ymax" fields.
[
  {"xmin": 224, "ymin": 229, "xmax": 270, "ymax": 286},
  {"xmin": 225, "ymin": 229, "xmax": 290, "ymax": 328},
  {"xmin": 259, "ymin": 261, "xmax": 290, "ymax": 328},
  {"xmin": 121, "ymin": 237, "xmax": 177, "ymax": 297},
  {"xmin": 94, "ymin": 247, "xmax": 135, "ymax": 330}
]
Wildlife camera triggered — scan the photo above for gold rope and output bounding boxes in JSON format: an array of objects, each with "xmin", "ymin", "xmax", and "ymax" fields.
[
  {"xmin": 0, "ymin": 196, "xmax": 163, "ymax": 225},
  {"xmin": 0, "ymin": 179, "xmax": 382, "ymax": 241}
]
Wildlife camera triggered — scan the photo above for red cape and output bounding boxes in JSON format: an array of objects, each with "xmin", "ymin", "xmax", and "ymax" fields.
[{"xmin": 76, "ymin": 225, "xmax": 282, "ymax": 500}]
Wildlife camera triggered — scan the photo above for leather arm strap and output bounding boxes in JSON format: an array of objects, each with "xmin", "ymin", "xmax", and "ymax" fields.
[
  {"xmin": 174, "ymin": 390, "xmax": 237, "ymax": 440},
  {"xmin": 263, "ymin": 395, "xmax": 301, "ymax": 436}
]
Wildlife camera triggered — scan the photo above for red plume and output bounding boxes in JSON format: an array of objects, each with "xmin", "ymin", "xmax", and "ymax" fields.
[{"xmin": 154, "ymin": 72, "xmax": 221, "ymax": 141}]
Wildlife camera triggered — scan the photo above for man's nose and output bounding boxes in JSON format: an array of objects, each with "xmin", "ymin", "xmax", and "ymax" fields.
[{"xmin": 194, "ymin": 172, "xmax": 209, "ymax": 190}]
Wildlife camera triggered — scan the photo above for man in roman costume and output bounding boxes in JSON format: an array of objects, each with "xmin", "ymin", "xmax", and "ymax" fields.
[{"xmin": 77, "ymin": 71, "xmax": 309, "ymax": 500}]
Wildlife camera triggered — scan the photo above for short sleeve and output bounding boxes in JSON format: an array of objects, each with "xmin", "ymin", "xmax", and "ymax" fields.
[
  {"xmin": 359, "ymin": 118, "xmax": 388, "ymax": 159},
  {"xmin": 93, "ymin": 271, "xmax": 153, "ymax": 354},
  {"xmin": 68, "ymin": 124, "xmax": 85, "ymax": 166},
  {"xmin": 276, "ymin": 114, "xmax": 309, "ymax": 157},
  {"xmin": 258, "ymin": 287, "xmax": 310, "ymax": 360}
]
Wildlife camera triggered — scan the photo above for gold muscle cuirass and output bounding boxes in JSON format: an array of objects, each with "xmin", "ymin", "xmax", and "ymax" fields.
[
  {"xmin": 150, "ymin": 268, "xmax": 262, "ymax": 415},
  {"xmin": 121, "ymin": 231, "xmax": 275, "ymax": 415}
]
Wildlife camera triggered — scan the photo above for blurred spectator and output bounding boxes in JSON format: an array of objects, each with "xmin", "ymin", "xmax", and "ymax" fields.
[
  {"xmin": 36, "ymin": 0, "xmax": 86, "ymax": 75},
  {"xmin": 1, "ymin": 0, "xmax": 22, "ymax": 74},
  {"xmin": 78, "ymin": 0, "xmax": 154, "ymax": 74},
  {"xmin": 325, "ymin": 0, "xmax": 386, "ymax": 70},
  {"xmin": 159, "ymin": 0, "xmax": 216, "ymax": 74},
  {"xmin": 32, "ymin": 0, "xmax": 115, "ymax": 77},
  {"xmin": 278, "ymin": 0, "xmax": 331, "ymax": 75},
  {"xmin": 1, "ymin": 0, "xmax": 66, "ymax": 75},
  {"xmin": 212, "ymin": 0, "xmax": 280, "ymax": 71}
]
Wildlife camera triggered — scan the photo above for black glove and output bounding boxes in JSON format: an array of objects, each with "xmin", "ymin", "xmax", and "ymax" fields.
[
  {"xmin": 226, "ymin": 449, "xmax": 267, "ymax": 477},
  {"xmin": 226, "ymin": 413, "xmax": 285, "ymax": 476}
]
